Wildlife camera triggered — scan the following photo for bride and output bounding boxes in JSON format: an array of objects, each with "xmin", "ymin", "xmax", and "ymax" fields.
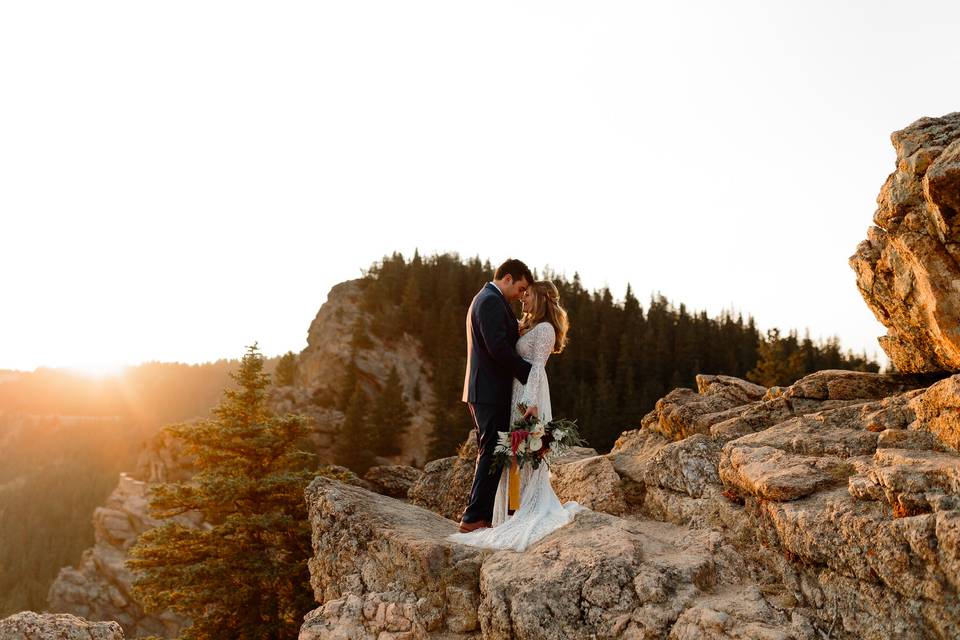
[{"xmin": 447, "ymin": 280, "xmax": 588, "ymax": 552}]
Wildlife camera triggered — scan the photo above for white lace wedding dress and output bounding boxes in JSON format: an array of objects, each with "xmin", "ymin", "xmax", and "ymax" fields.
[{"xmin": 447, "ymin": 321, "xmax": 588, "ymax": 552}]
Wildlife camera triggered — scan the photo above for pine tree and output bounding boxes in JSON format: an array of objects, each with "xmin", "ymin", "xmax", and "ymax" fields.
[
  {"xmin": 747, "ymin": 328, "xmax": 806, "ymax": 387},
  {"xmin": 334, "ymin": 382, "xmax": 376, "ymax": 474},
  {"xmin": 273, "ymin": 351, "xmax": 298, "ymax": 387},
  {"xmin": 336, "ymin": 361, "xmax": 359, "ymax": 411},
  {"xmin": 399, "ymin": 272, "xmax": 422, "ymax": 335},
  {"xmin": 427, "ymin": 402, "xmax": 470, "ymax": 461},
  {"xmin": 125, "ymin": 342, "xmax": 318, "ymax": 640},
  {"xmin": 350, "ymin": 317, "xmax": 374, "ymax": 350},
  {"xmin": 368, "ymin": 366, "xmax": 412, "ymax": 457},
  {"xmin": 591, "ymin": 353, "xmax": 618, "ymax": 451}
]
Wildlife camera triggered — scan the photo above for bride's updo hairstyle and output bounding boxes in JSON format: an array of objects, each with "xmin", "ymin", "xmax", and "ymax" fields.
[{"xmin": 519, "ymin": 280, "xmax": 570, "ymax": 354}]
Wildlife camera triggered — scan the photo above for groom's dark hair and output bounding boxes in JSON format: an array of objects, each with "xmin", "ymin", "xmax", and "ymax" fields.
[{"xmin": 494, "ymin": 258, "xmax": 533, "ymax": 284}]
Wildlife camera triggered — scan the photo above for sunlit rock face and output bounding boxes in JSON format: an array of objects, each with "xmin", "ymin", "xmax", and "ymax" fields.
[
  {"xmin": 850, "ymin": 111, "xmax": 960, "ymax": 373},
  {"xmin": 273, "ymin": 279, "xmax": 435, "ymax": 468}
]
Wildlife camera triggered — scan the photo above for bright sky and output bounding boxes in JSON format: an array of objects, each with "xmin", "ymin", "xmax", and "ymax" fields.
[{"xmin": 3, "ymin": 1, "xmax": 958, "ymax": 373}]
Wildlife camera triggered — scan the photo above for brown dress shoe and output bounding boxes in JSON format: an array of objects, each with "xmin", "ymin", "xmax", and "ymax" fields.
[{"xmin": 457, "ymin": 519, "xmax": 491, "ymax": 533}]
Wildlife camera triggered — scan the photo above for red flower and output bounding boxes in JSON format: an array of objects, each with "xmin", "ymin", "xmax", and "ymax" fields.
[{"xmin": 510, "ymin": 429, "xmax": 530, "ymax": 455}]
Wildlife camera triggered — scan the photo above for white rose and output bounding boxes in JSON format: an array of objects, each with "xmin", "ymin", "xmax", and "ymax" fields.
[{"xmin": 529, "ymin": 436, "xmax": 542, "ymax": 452}]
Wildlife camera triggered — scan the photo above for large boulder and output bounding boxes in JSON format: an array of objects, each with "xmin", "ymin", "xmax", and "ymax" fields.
[
  {"xmin": 608, "ymin": 371, "xmax": 934, "ymax": 525},
  {"xmin": 649, "ymin": 375, "xmax": 767, "ymax": 441},
  {"xmin": 752, "ymin": 486, "xmax": 960, "ymax": 639},
  {"xmin": 300, "ymin": 474, "xmax": 802, "ymax": 640},
  {"xmin": 549, "ymin": 453, "xmax": 629, "ymax": 516},
  {"xmin": 0, "ymin": 611, "xmax": 124, "ymax": 640},
  {"xmin": 781, "ymin": 369, "xmax": 942, "ymax": 401},
  {"xmin": 850, "ymin": 111, "xmax": 960, "ymax": 373},
  {"xmin": 908, "ymin": 373, "xmax": 960, "ymax": 450},
  {"xmin": 477, "ymin": 514, "xmax": 784, "ymax": 639},
  {"xmin": 300, "ymin": 475, "xmax": 490, "ymax": 638}
]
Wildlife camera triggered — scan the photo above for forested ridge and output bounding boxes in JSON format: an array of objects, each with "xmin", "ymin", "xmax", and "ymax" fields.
[
  {"xmin": 0, "ymin": 413, "xmax": 138, "ymax": 617},
  {"xmin": 354, "ymin": 251, "xmax": 880, "ymax": 459}
]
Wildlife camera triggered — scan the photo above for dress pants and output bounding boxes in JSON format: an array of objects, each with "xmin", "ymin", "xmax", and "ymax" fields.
[{"xmin": 461, "ymin": 401, "xmax": 511, "ymax": 524}]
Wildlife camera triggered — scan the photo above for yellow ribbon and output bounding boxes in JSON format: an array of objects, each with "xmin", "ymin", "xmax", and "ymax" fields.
[{"xmin": 508, "ymin": 455, "xmax": 521, "ymax": 510}]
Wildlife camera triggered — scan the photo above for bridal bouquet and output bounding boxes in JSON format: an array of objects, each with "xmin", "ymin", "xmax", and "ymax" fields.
[{"xmin": 489, "ymin": 403, "xmax": 587, "ymax": 476}]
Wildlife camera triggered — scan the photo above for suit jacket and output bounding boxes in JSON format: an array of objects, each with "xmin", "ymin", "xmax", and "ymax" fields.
[{"xmin": 462, "ymin": 282, "xmax": 533, "ymax": 405}]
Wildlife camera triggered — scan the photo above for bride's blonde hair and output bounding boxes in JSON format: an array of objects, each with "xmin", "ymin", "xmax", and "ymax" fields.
[{"xmin": 519, "ymin": 280, "xmax": 569, "ymax": 354}]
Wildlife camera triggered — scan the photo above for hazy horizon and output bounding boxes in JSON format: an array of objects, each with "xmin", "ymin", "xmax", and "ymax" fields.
[{"xmin": 5, "ymin": 1, "xmax": 959, "ymax": 373}]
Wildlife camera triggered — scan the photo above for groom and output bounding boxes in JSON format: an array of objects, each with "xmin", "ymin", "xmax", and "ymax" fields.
[{"xmin": 457, "ymin": 258, "xmax": 535, "ymax": 533}]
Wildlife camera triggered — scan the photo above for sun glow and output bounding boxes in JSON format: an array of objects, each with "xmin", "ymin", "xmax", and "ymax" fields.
[{"xmin": 66, "ymin": 363, "xmax": 129, "ymax": 379}]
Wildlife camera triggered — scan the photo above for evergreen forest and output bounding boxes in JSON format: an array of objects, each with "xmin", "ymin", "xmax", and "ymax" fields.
[{"xmin": 352, "ymin": 251, "xmax": 880, "ymax": 461}]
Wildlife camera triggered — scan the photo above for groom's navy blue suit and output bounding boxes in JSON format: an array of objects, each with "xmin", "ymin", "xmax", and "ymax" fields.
[{"xmin": 460, "ymin": 282, "xmax": 532, "ymax": 524}]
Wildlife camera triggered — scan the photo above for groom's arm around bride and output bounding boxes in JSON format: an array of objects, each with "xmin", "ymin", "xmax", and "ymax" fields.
[{"xmin": 457, "ymin": 259, "xmax": 534, "ymax": 532}]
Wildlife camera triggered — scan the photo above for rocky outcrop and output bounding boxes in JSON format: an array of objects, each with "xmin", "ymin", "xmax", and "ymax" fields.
[
  {"xmin": 300, "ymin": 476, "xmax": 488, "ymax": 638},
  {"xmin": 0, "ymin": 611, "xmax": 124, "ymax": 639},
  {"xmin": 300, "ymin": 475, "xmax": 803, "ymax": 640},
  {"xmin": 474, "ymin": 515, "xmax": 800, "ymax": 640},
  {"xmin": 46, "ymin": 473, "xmax": 200, "ymax": 639},
  {"xmin": 850, "ymin": 111, "xmax": 960, "ymax": 373},
  {"xmin": 273, "ymin": 279, "xmax": 435, "ymax": 468},
  {"xmin": 908, "ymin": 373, "xmax": 960, "ymax": 450},
  {"xmin": 609, "ymin": 369, "xmax": 960, "ymax": 639},
  {"xmin": 548, "ymin": 449, "xmax": 630, "ymax": 516},
  {"xmin": 305, "ymin": 367, "xmax": 960, "ymax": 639}
]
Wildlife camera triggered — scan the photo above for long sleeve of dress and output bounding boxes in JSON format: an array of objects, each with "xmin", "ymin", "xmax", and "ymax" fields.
[{"xmin": 520, "ymin": 323, "xmax": 555, "ymax": 409}]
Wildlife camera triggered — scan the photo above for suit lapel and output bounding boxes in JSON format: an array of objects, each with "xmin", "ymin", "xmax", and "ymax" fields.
[
  {"xmin": 485, "ymin": 282, "xmax": 513, "ymax": 313},
  {"xmin": 484, "ymin": 282, "xmax": 518, "ymax": 337}
]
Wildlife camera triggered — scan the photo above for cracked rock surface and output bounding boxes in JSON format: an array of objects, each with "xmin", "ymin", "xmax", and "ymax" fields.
[{"xmin": 304, "ymin": 369, "xmax": 960, "ymax": 639}]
